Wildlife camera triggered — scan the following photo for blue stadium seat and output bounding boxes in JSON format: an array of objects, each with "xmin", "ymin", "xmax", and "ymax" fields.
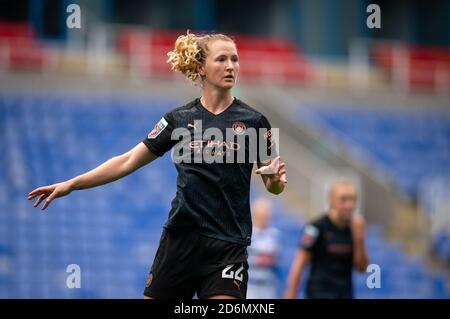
[{"xmin": 298, "ymin": 106, "xmax": 450, "ymax": 199}]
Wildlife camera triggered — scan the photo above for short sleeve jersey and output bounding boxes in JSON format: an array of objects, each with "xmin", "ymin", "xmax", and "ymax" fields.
[{"xmin": 142, "ymin": 97, "xmax": 276, "ymax": 246}]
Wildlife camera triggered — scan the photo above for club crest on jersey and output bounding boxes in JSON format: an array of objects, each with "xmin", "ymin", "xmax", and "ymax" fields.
[
  {"xmin": 148, "ymin": 117, "xmax": 168, "ymax": 139},
  {"xmin": 232, "ymin": 122, "xmax": 246, "ymax": 135}
]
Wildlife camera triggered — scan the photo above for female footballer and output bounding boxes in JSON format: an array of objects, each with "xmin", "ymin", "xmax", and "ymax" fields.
[{"xmin": 27, "ymin": 31, "xmax": 287, "ymax": 299}]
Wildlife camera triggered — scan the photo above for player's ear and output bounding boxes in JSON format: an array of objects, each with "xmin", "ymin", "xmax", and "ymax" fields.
[{"xmin": 197, "ymin": 62, "xmax": 206, "ymax": 77}]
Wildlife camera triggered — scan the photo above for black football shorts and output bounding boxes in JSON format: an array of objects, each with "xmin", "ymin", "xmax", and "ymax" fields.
[{"xmin": 143, "ymin": 228, "xmax": 249, "ymax": 299}]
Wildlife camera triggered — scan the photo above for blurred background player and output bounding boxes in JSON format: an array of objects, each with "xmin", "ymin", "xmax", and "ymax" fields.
[
  {"xmin": 247, "ymin": 198, "xmax": 281, "ymax": 299},
  {"xmin": 284, "ymin": 180, "xmax": 369, "ymax": 299}
]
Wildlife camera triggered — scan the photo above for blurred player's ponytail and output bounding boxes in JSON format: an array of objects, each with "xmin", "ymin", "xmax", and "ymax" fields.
[{"xmin": 167, "ymin": 30, "xmax": 234, "ymax": 85}]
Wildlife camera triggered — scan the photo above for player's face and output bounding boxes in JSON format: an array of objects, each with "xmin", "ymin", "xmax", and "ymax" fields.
[
  {"xmin": 200, "ymin": 40, "xmax": 239, "ymax": 90},
  {"xmin": 331, "ymin": 185, "xmax": 357, "ymax": 223}
]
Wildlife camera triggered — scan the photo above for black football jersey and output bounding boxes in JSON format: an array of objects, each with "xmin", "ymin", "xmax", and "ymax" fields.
[
  {"xmin": 142, "ymin": 97, "xmax": 276, "ymax": 246},
  {"xmin": 300, "ymin": 214, "xmax": 354, "ymax": 298}
]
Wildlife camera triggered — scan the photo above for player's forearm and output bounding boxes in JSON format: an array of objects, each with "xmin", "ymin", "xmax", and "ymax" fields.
[
  {"xmin": 285, "ymin": 265, "xmax": 303, "ymax": 297},
  {"xmin": 351, "ymin": 216, "xmax": 368, "ymax": 272},
  {"xmin": 353, "ymin": 238, "xmax": 369, "ymax": 272},
  {"xmin": 285, "ymin": 252, "xmax": 306, "ymax": 298},
  {"xmin": 68, "ymin": 153, "xmax": 133, "ymax": 191}
]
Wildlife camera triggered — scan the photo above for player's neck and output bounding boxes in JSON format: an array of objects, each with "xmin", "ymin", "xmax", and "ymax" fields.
[
  {"xmin": 328, "ymin": 210, "xmax": 348, "ymax": 229},
  {"xmin": 200, "ymin": 87, "xmax": 234, "ymax": 115}
]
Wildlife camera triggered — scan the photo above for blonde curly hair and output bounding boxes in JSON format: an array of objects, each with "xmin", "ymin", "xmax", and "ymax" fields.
[{"xmin": 167, "ymin": 30, "xmax": 235, "ymax": 84}]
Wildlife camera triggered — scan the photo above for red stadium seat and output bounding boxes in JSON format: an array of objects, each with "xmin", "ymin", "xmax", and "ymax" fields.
[
  {"xmin": 373, "ymin": 43, "xmax": 450, "ymax": 91},
  {"xmin": 0, "ymin": 21, "xmax": 50, "ymax": 71},
  {"xmin": 0, "ymin": 21, "xmax": 35, "ymax": 38}
]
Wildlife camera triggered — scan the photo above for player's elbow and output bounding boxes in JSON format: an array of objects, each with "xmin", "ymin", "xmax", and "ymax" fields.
[{"xmin": 118, "ymin": 152, "xmax": 135, "ymax": 175}]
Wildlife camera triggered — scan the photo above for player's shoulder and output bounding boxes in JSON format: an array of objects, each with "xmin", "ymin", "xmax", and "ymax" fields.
[
  {"xmin": 309, "ymin": 214, "xmax": 330, "ymax": 229},
  {"xmin": 233, "ymin": 98, "xmax": 267, "ymax": 121},
  {"xmin": 165, "ymin": 98, "xmax": 199, "ymax": 119}
]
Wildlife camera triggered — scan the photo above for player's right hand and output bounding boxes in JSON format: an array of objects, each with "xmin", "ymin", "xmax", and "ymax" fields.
[{"xmin": 27, "ymin": 181, "xmax": 73, "ymax": 211}]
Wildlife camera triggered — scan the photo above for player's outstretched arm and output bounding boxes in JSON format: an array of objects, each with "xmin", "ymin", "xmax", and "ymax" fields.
[
  {"xmin": 255, "ymin": 156, "xmax": 287, "ymax": 195},
  {"xmin": 284, "ymin": 248, "xmax": 311, "ymax": 299},
  {"xmin": 351, "ymin": 214, "xmax": 369, "ymax": 272},
  {"xmin": 27, "ymin": 142, "xmax": 157, "ymax": 210}
]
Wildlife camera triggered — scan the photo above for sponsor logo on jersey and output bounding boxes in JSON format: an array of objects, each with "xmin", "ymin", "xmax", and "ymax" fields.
[
  {"xmin": 327, "ymin": 244, "xmax": 353, "ymax": 255},
  {"xmin": 170, "ymin": 120, "xmax": 279, "ymax": 164},
  {"xmin": 189, "ymin": 140, "xmax": 240, "ymax": 151}
]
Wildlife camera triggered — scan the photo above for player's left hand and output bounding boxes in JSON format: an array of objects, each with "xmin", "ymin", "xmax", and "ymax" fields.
[{"xmin": 255, "ymin": 156, "xmax": 287, "ymax": 184}]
